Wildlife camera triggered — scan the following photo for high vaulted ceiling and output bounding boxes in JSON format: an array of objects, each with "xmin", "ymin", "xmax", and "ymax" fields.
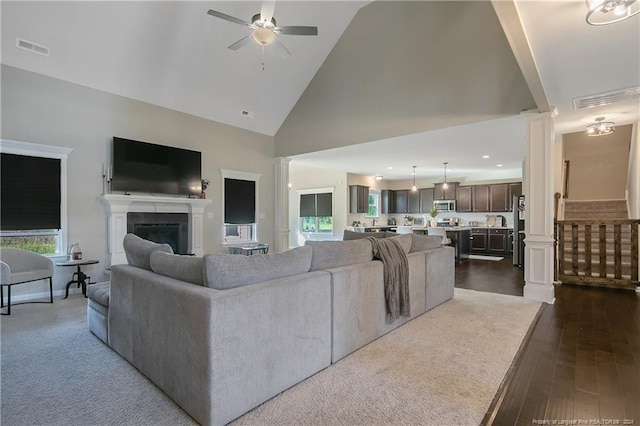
[{"xmin": 2, "ymin": 1, "xmax": 639, "ymax": 182}]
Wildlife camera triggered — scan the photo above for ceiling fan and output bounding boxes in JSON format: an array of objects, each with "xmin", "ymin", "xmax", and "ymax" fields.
[{"xmin": 207, "ymin": 1, "xmax": 318, "ymax": 57}]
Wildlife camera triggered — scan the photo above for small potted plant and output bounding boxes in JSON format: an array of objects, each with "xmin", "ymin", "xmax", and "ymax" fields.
[{"xmin": 429, "ymin": 207, "xmax": 439, "ymax": 227}]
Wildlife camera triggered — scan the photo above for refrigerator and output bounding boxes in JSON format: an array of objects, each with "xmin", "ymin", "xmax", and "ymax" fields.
[{"xmin": 512, "ymin": 195, "xmax": 525, "ymax": 267}]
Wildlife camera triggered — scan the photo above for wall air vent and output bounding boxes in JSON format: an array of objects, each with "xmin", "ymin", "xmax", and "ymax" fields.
[
  {"xmin": 241, "ymin": 110, "xmax": 255, "ymax": 118},
  {"xmin": 16, "ymin": 38, "xmax": 49, "ymax": 56},
  {"xmin": 573, "ymin": 86, "xmax": 640, "ymax": 110}
]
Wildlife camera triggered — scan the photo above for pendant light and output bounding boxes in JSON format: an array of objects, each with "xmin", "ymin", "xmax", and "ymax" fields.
[
  {"xmin": 411, "ymin": 166, "xmax": 417, "ymax": 192},
  {"xmin": 586, "ymin": 117, "xmax": 615, "ymax": 136},
  {"xmin": 442, "ymin": 162, "xmax": 449, "ymax": 189}
]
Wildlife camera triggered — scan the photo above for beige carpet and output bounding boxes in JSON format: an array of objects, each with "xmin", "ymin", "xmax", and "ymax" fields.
[
  {"xmin": 233, "ymin": 288, "xmax": 540, "ymax": 426},
  {"xmin": 1, "ymin": 288, "xmax": 540, "ymax": 426}
]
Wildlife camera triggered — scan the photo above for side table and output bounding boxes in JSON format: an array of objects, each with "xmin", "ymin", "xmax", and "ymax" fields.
[
  {"xmin": 55, "ymin": 259, "xmax": 99, "ymax": 299},
  {"xmin": 228, "ymin": 243, "xmax": 269, "ymax": 255}
]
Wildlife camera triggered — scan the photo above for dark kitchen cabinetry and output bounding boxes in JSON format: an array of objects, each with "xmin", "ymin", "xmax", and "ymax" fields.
[
  {"xmin": 419, "ymin": 188, "xmax": 434, "ymax": 213},
  {"xmin": 456, "ymin": 186, "xmax": 472, "ymax": 212},
  {"xmin": 381, "ymin": 190, "xmax": 394, "ymax": 214},
  {"xmin": 509, "ymin": 182, "xmax": 522, "ymax": 199},
  {"xmin": 349, "ymin": 185, "xmax": 369, "ymax": 214},
  {"xmin": 471, "ymin": 228, "xmax": 488, "ymax": 252},
  {"xmin": 472, "ymin": 185, "xmax": 490, "ymax": 212},
  {"xmin": 434, "ymin": 182, "xmax": 457, "ymax": 201},
  {"xmin": 408, "ymin": 190, "xmax": 420, "ymax": 213},
  {"xmin": 507, "ymin": 229, "xmax": 514, "ymax": 254},
  {"xmin": 446, "ymin": 229, "xmax": 470, "ymax": 263},
  {"xmin": 395, "ymin": 190, "xmax": 409, "ymax": 214},
  {"xmin": 490, "ymin": 184, "xmax": 510, "ymax": 212},
  {"xmin": 488, "ymin": 228, "xmax": 508, "ymax": 253}
]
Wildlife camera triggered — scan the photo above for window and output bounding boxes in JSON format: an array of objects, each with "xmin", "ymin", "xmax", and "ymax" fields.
[
  {"xmin": 366, "ymin": 189, "xmax": 380, "ymax": 218},
  {"xmin": 299, "ymin": 188, "xmax": 333, "ymax": 234},
  {"xmin": 0, "ymin": 140, "xmax": 72, "ymax": 256},
  {"xmin": 221, "ymin": 170, "xmax": 261, "ymax": 244}
]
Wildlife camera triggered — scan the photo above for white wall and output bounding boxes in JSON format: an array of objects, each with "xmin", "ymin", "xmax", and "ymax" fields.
[
  {"xmin": 627, "ymin": 123, "xmax": 639, "ymax": 218},
  {"xmin": 1, "ymin": 65, "xmax": 276, "ymax": 298},
  {"xmin": 288, "ymin": 163, "xmax": 348, "ymax": 246}
]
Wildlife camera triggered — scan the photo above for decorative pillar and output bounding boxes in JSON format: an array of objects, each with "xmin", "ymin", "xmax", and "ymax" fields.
[
  {"xmin": 274, "ymin": 157, "xmax": 291, "ymax": 253},
  {"xmin": 523, "ymin": 111, "xmax": 556, "ymax": 304}
]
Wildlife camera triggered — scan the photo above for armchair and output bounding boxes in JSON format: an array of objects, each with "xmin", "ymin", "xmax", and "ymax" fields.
[{"xmin": 0, "ymin": 248, "xmax": 54, "ymax": 315}]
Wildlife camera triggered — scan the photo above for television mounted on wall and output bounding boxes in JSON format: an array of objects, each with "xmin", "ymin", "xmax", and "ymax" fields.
[{"xmin": 112, "ymin": 137, "xmax": 202, "ymax": 197}]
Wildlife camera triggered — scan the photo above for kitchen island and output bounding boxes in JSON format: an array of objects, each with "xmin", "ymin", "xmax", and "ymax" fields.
[{"xmin": 413, "ymin": 227, "xmax": 471, "ymax": 263}]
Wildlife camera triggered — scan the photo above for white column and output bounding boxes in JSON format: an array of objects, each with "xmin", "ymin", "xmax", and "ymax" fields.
[
  {"xmin": 523, "ymin": 111, "xmax": 556, "ymax": 304},
  {"xmin": 103, "ymin": 200, "xmax": 132, "ymax": 267},
  {"xmin": 274, "ymin": 157, "xmax": 291, "ymax": 252}
]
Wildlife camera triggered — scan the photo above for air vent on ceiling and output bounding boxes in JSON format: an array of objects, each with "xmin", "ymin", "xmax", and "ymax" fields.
[
  {"xmin": 573, "ymin": 86, "xmax": 640, "ymax": 110},
  {"xmin": 16, "ymin": 38, "xmax": 49, "ymax": 56},
  {"xmin": 241, "ymin": 110, "xmax": 255, "ymax": 118}
]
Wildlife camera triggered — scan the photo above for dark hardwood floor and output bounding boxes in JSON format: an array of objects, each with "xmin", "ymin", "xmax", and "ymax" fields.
[{"xmin": 457, "ymin": 257, "xmax": 640, "ymax": 426}]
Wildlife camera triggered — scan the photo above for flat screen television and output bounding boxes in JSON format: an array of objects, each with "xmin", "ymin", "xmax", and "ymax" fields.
[{"xmin": 112, "ymin": 137, "xmax": 202, "ymax": 197}]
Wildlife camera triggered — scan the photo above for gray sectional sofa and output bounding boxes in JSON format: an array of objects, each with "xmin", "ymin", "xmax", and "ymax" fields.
[{"xmin": 88, "ymin": 232, "xmax": 454, "ymax": 426}]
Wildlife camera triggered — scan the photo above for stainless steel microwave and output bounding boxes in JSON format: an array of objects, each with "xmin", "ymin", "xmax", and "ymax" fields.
[{"xmin": 433, "ymin": 200, "xmax": 456, "ymax": 212}]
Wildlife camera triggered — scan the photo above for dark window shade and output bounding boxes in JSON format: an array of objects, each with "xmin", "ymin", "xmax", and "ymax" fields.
[
  {"xmin": 316, "ymin": 193, "xmax": 332, "ymax": 216},
  {"xmin": 1, "ymin": 153, "xmax": 61, "ymax": 230},
  {"xmin": 299, "ymin": 192, "xmax": 332, "ymax": 217},
  {"xmin": 224, "ymin": 178, "xmax": 256, "ymax": 224},
  {"xmin": 299, "ymin": 194, "xmax": 316, "ymax": 217}
]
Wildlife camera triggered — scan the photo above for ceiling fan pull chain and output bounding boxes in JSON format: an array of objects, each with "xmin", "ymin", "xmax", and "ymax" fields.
[{"xmin": 261, "ymin": 45, "xmax": 266, "ymax": 71}]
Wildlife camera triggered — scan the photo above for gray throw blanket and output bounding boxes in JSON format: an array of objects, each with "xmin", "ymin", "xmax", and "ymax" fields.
[{"xmin": 367, "ymin": 237, "xmax": 410, "ymax": 322}]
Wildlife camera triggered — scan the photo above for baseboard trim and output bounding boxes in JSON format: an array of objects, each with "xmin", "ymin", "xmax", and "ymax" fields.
[{"xmin": 2, "ymin": 288, "xmax": 85, "ymax": 305}]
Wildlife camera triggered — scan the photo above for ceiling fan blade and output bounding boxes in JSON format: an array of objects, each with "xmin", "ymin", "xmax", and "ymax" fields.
[
  {"xmin": 260, "ymin": 0, "xmax": 276, "ymax": 24},
  {"xmin": 228, "ymin": 36, "xmax": 252, "ymax": 50},
  {"xmin": 207, "ymin": 9, "xmax": 251, "ymax": 27},
  {"xmin": 274, "ymin": 26, "xmax": 318, "ymax": 36},
  {"xmin": 274, "ymin": 39, "xmax": 292, "ymax": 58}
]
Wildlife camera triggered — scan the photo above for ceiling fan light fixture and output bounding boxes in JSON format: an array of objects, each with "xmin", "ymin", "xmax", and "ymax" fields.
[
  {"xmin": 586, "ymin": 0, "xmax": 640, "ymax": 25},
  {"xmin": 252, "ymin": 27, "xmax": 276, "ymax": 46},
  {"xmin": 586, "ymin": 117, "xmax": 615, "ymax": 136}
]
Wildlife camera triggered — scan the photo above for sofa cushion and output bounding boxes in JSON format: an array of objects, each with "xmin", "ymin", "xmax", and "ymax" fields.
[
  {"xmin": 386, "ymin": 234, "xmax": 412, "ymax": 254},
  {"xmin": 87, "ymin": 281, "xmax": 110, "ymax": 307},
  {"xmin": 150, "ymin": 251, "xmax": 204, "ymax": 286},
  {"xmin": 409, "ymin": 234, "xmax": 443, "ymax": 252},
  {"xmin": 203, "ymin": 246, "xmax": 312, "ymax": 290},
  {"xmin": 343, "ymin": 230, "xmax": 387, "ymax": 240},
  {"xmin": 123, "ymin": 233, "xmax": 173, "ymax": 271},
  {"xmin": 305, "ymin": 239, "xmax": 373, "ymax": 271}
]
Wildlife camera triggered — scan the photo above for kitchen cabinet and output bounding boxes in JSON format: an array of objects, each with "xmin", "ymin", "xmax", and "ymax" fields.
[
  {"xmin": 471, "ymin": 228, "xmax": 488, "ymax": 252},
  {"xmin": 349, "ymin": 185, "xmax": 369, "ymax": 214},
  {"xmin": 408, "ymin": 190, "xmax": 420, "ymax": 213},
  {"xmin": 507, "ymin": 229, "xmax": 514, "ymax": 254},
  {"xmin": 509, "ymin": 182, "xmax": 522, "ymax": 199},
  {"xmin": 472, "ymin": 185, "xmax": 490, "ymax": 212},
  {"xmin": 446, "ymin": 229, "xmax": 470, "ymax": 263},
  {"xmin": 419, "ymin": 188, "xmax": 434, "ymax": 213},
  {"xmin": 434, "ymin": 182, "xmax": 457, "ymax": 200},
  {"xmin": 395, "ymin": 190, "xmax": 409, "ymax": 213},
  {"xmin": 490, "ymin": 184, "xmax": 510, "ymax": 212},
  {"xmin": 456, "ymin": 186, "xmax": 472, "ymax": 212},
  {"xmin": 381, "ymin": 190, "xmax": 394, "ymax": 214},
  {"xmin": 488, "ymin": 229, "xmax": 508, "ymax": 253}
]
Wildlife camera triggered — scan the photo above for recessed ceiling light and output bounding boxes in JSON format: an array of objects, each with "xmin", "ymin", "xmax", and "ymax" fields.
[
  {"xmin": 496, "ymin": 164, "xmax": 503, "ymax": 167},
  {"xmin": 387, "ymin": 166, "xmax": 393, "ymax": 170},
  {"xmin": 482, "ymin": 155, "xmax": 490, "ymax": 159}
]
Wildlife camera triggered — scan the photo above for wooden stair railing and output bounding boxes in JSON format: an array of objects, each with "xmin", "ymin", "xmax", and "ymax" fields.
[{"xmin": 555, "ymin": 219, "xmax": 639, "ymax": 289}]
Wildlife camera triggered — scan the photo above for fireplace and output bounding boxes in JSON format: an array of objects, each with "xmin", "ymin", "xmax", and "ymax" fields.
[
  {"xmin": 101, "ymin": 194, "xmax": 212, "ymax": 267},
  {"xmin": 127, "ymin": 213, "xmax": 189, "ymax": 254}
]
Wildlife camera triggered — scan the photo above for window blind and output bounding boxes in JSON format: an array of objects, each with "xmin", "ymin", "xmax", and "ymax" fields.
[
  {"xmin": 1, "ymin": 153, "xmax": 61, "ymax": 230},
  {"xmin": 224, "ymin": 178, "xmax": 256, "ymax": 224},
  {"xmin": 299, "ymin": 192, "xmax": 332, "ymax": 217}
]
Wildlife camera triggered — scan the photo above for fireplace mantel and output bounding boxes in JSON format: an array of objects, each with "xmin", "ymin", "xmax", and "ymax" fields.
[{"xmin": 100, "ymin": 194, "xmax": 212, "ymax": 267}]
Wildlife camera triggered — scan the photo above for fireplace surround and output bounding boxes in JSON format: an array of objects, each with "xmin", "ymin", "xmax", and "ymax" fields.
[{"xmin": 101, "ymin": 194, "xmax": 212, "ymax": 267}]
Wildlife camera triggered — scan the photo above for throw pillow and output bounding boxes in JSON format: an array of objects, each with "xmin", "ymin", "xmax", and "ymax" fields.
[
  {"xmin": 123, "ymin": 233, "xmax": 173, "ymax": 271},
  {"xmin": 409, "ymin": 234, "xmax": 443, "ymax": 252},
  {"xmin": 305, "ymin": 239, "xmax": 373, "ymax": 271},
  {"xmin": 150, "ymin": 251, "xmax": 204, "ymax": 286},
  {"xmin": 386, "ymin": 234, "xmax": 412, "ymax": 254},
  {"xmin": 203, "ymin": 245, "xmax": 312, "ymax": 290}
]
